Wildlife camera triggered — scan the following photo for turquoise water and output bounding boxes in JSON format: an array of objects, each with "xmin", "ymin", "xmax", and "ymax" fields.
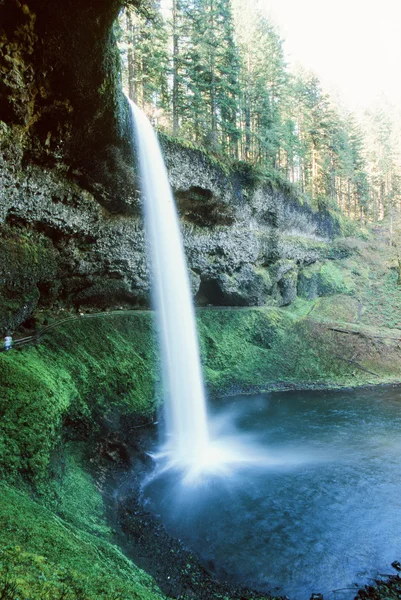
[{"xmin": 142, "ymin": 386, "xmax": 401, "ymax": 599}]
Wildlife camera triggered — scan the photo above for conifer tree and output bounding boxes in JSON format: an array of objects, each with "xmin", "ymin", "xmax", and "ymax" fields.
[
  {"xmin": 117, "ymin": 1, "xmax": 401, "ymax": 225},
  {"xmin": 118, "ymin": 2, "xmax": 169, "ymax": 121}
]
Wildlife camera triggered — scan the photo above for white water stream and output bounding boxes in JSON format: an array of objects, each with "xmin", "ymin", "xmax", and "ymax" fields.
[
  {"xmin": 129, "ymin": 100, "xmax": 210, "ymax": 473},
  {"xmin": 130, "ymin": 100, "xmax": 268, "ymax": 482}
]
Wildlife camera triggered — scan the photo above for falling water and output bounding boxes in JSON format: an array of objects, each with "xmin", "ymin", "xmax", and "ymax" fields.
[
  {"xmin": 129, "ymin": 100, "xmax": 210, "ymax": 473},
  {"xmin": 130, "ymin": 100, "xmax": 270, "ymax": 482}
]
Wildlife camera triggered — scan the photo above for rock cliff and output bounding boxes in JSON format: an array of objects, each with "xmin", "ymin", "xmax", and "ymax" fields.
[{"xmin": 1, "ymin": 120, "xmax": 347, "ymax": 333}]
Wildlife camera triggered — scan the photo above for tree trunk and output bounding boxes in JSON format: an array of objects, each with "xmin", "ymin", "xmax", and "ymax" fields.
[
  {"xmin": 209, "ymin": 2, "xmax": 217, "ymax": 148},
  {"xmin": 126, "ymin": 10, "xmax": 136, "ymax": 102},
  {"xmin": 172, "ymin": 0, "xmax": 179, "ymax": 135}
]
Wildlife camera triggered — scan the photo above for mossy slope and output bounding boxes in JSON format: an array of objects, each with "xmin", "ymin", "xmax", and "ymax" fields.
[
  {"xmin": 0, "ymin": 478, "xmax": 164, "ymax": 600},
  {"xmin": 198, "ymin": 305, "xmax": 401, "ymax": 393},
  {"xmin": 0, "ymin": 314, "xmax": 158, "ymax": 484}
]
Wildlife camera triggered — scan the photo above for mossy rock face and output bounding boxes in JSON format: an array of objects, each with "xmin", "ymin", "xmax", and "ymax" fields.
[
  {"xmin": 175, "ymin": 185, "xmax": 235, "ymax": 226},
  {"xmin": 0, "ymin": 0, "xmax": 137, "ymax": 210},
  {"xmin": 277, "ymin": 268, "xmax": 298, "ymax": 306},
  {"xmin": 269, "ymin": 259, "xmax": 298, "ymax": 306},
  {"xmin": 298, "ymin": 262, "xmax": 353, "ymax": 299},
  {"xmin": 269, "ymin": 258, "xmax": 297, "ymax": 281},
  {"xmin": 217, "ymin": 264, "xmax": 272, "ymax": 306},
  {"xmin": 276, "ymin": 234, "xmax": 329, "ymax": 263},
  {"xmin": 0, "ymin": 226, "xmax": 60, "ymax": 334},
  {"xmin": 72, "ymin": 278, "xmax": 142, "ymax": 309}
]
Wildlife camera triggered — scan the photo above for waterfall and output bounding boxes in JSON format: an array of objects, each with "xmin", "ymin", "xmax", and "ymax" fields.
[
  {"xmin": 130, "ymin": 100, "xmax": 266, "ymax": 483},
  {"xmin": 129, "ymin": 100, "xmax": 210, "ymax": 473}
]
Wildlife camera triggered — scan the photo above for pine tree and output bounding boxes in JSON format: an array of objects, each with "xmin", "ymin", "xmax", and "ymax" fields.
[
  {"xmin": 118, "ymin": 3, "xmax": 169, "ymax": 122},
  {"xmin": 117, "ymin": 0, "xmax": 401, "ymax": 225},
  {"xmin": 181, "ymin": 0, "xmax": 241, "ymax": 151}
]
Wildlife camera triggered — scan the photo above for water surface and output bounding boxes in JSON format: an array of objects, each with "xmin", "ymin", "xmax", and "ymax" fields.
[{"xmin": 141, "ymin": 386, "xmax": 401, "ymax": 599}]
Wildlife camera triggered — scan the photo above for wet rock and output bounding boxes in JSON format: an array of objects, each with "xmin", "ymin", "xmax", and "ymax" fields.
[
  {"xmin": 216, "ymin": 265, "xmax": 272, "ymax": 306},
  {"xmin": 391, "ymin": 560, "xmax": 401, "ymax": 572},
  {"xmin": 277, "ymin": 268, "xmax": 298, "ymax": 306},
  {"xmin": 189, "ymin": 269, "xmax": 201, "ymax": 296}
]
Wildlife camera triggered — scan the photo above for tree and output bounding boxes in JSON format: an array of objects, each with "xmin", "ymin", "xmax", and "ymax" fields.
[
  {"xmin": 116, "ymin": 1, "xmax": 401, "ymax": 225},
  {"xmin": 118, "ymin": 2, "xmax": 169, "ymax": 122}
]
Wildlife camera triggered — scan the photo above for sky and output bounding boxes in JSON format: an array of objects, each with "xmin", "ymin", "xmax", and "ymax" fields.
[{"xmin": 260, "ymin": 0, "xmax": 401, "ymax": 111}]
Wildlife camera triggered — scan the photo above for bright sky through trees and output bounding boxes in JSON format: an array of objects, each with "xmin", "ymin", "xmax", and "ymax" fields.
[{"xmin": 262, "ymin": 0, "xmax": 401, "ymax": 109}]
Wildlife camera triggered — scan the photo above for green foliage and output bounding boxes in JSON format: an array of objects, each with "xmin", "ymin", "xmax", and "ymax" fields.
[
  {"xmin": 328, "ymin": 208, "xmax": 363, "ymax": 238},
  {"xmin": 47, "ymin": 444, "xmax": 112, "ymax": 538},
  {"xmin": 117, "ymin": 3, "xmax": 169, "ymax": 115},
  {"xmin": 358, "ymin": 267, "xmax": 401, "ymax": 330},
  {"xmin": 197, "ymin": 305, "xmax": 401, "ymax": 392},
  {"xmin": 318, "ymin": 263, "xmax": 353, "ymax": 295},
  {"xmin": 298, "ymin": 262, "xmax": 353, "ymax": 300}
]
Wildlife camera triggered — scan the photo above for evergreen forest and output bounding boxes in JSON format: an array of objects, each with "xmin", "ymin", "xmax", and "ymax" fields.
[{"xmin": 118, "ymin": 0, "xmax": 401, "ymax": 225}]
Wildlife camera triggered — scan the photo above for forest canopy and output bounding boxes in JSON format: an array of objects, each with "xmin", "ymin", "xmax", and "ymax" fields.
[{"xmin": 117, "ymin": 0, "xmax": 401, "ymax": 224}]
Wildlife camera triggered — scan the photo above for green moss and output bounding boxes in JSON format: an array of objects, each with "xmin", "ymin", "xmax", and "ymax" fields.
[
  {"xmin": 327, "ymin": 209, "xmax": 370, "ymax": 240},
  {"xmin": 318, "ymin": 263, "xmax": 353, "ymax": 294},
  {"xmin": 326, "ymin": 237, "xmax": 364, "ymax": 259},
  {"xmin": 0, "ymin": 225, "xmax": 60, "ymax": 334},
  {"xmin": 0, "ymin": 483, "xmax": 164, "ymax": 600},
  {"xmin": 358, "ymin": 268, "xmax": 401, "ymax": 330},
  {"xmin": 298, "ymin": 262, "xmax": 353, "ymax": 299},
  {"xmin": 47, "ymin": 443, "xmax": 112, "ymax": 538},
  {"xmin": 254, "ymin": 267, "xmax": 272, "ymax": 289},
  {"xmin": 0, "ymin": 314, "xmax": 158, "ymax": 484},
  {"xmin": 198, "ymin": 306, "xmax": 401, "ymax": 392},
  {"xmin": 160, "ymin": 132, "xmax": 232, "ymax": 176},
  {"xmin": 160, "ymin": 133, "xmax": 303, "ymax": 201},
  {"xmin": 279, "ymin": 234, "xmax": 329, "ymax": 255},
  {"xmin": 269, "ymin": 259, "xmax": 295, "ymax": 282},
  {"xmin": 308, "ymin": 296, "xmax": 361, "ymax": 324}
]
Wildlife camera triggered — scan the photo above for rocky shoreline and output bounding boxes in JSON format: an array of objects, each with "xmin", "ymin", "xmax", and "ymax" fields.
[{"xmin": 96, "ymin": 428, "xmax": 279, "ymax": 600}]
